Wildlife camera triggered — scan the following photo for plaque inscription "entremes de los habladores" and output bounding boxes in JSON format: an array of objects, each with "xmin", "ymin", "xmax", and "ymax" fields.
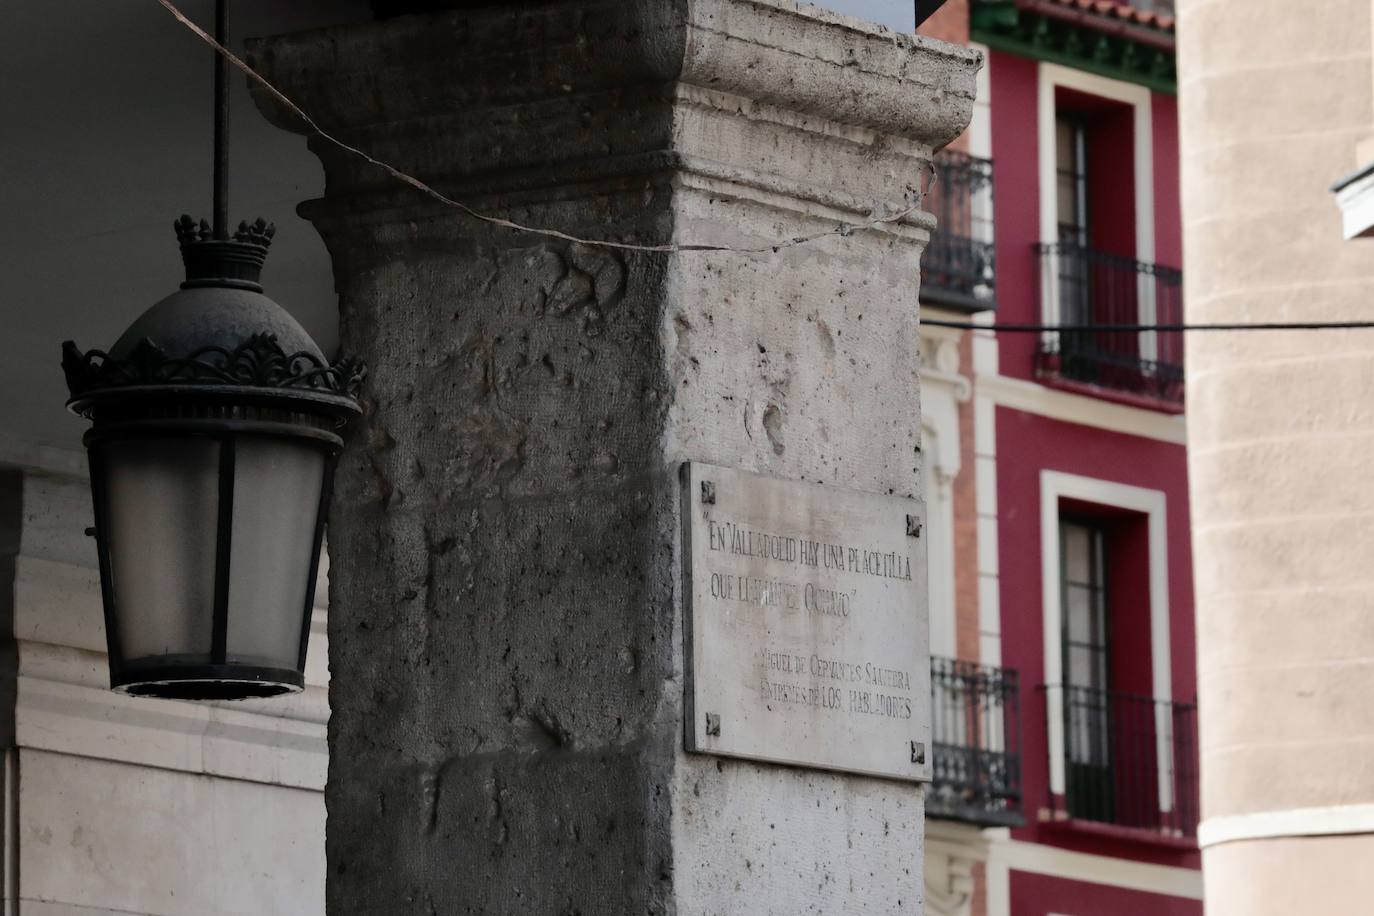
[{"xmin": 682, "ymin": 462, "xmax": 931, "ymax": 783}]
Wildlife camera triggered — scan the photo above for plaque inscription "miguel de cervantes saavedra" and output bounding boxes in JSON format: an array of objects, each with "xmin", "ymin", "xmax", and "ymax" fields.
[{"xmin": 681, "ymin": 462, "xmax": 931, "ymax": 783}]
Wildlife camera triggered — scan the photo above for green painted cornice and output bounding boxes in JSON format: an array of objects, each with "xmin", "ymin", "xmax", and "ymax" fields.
[{"xmin": 971, "ymin": 0, "xmax": 1176, "ymax": 94}]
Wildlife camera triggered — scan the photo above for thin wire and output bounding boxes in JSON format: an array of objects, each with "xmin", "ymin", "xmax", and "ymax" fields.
[
  {"xmin": 922, "ymin": 319, "xmax": 1374, "ymax": 332},
  {"xmin": 211, "ymin": 0, "xmax": 229, "ymax": 238},
  {"xmin": 156, "ymin": 0, "xmax": 932, "ymax": 255}
]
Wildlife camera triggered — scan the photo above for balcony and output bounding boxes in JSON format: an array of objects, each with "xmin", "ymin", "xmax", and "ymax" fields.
[
  {"xmin": 920, "ymin": 150, "xmax": 996, "ymax": 314},
  {"xmin": 1043, "ymin": 684, "xmax": 1199, "ymax": 842},
  {"xmin": 928, "ymin": 657, "xmax": 1023, "ymax": 827},
  {"xmin": 1035, "ymin": 242, "xmax": 1185, "ymax": 410}
]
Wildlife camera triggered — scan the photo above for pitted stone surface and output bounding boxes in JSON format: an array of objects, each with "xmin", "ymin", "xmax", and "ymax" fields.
[{"xmin": 253, "ymin": 2, "xmax": 977, "ymax": 912}]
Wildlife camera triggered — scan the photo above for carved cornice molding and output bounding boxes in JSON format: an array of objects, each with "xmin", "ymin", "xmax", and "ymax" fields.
[
  {"xmin": 298, "ymin": 149, "xmax": 938, "ymax": 241},
  {"xmin": 924, "ymin": 821, "xmax": 991, "ymax": 916},
  {"xmin": 16, "ymin": 671, "xmax": 327, "ymax": 792},
  {"xmin": 924, "ymin": 846, "xmax": 976, "ymax": 916},
  {"xmin": 679, "ymin": 0, "xmax": 979, "ymax": 146},
  {"xmin": 920, "ymin": 336, "xmax": 972, "ymax": 403},
  {"xmin": 249, "ymin": 0, "xmax": 979, "ymax": 151},
  {"xmin": 971, "ymin": 0, "xmax": 1175, "ymax": 94}
]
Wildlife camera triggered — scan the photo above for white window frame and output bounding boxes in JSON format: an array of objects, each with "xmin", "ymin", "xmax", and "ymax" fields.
[
  {"xmin": 1039, "ymin": 470, "xmax": 1174, "ymax": 813},
  {"xmin": 1036, "ymin": 64, "xmax": 1156, "ymax": 358},
  {"xmin": 919, "ymin": 331, "xmax": 971, "ymax": 661},
  {"xmin": 922, "ymin": 419, "xmax": 958, "ymax": 660}
]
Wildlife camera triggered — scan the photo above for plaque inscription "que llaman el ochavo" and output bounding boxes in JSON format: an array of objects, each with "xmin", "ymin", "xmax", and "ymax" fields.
[{"xmin": 681, "ymin": 462, "xmax": 931, "ymax": 783}]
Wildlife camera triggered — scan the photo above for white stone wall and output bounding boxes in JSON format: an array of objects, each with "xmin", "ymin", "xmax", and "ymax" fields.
[{"xmin": 9, "ymin": 472, "xmax": 328, "ymax": 916}]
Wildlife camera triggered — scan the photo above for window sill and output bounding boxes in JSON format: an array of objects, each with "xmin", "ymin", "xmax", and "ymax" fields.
[
  {"xmin": 1038, "ymin": 811, "xmax": 1198, "ymax": 851},
  {"xmin": 1035, "ymin": 373, "xmax": 1185, "ymax": 415}
]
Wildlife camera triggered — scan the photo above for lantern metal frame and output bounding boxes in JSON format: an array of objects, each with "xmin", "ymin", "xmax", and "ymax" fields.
[{"xmin": 63, "ymin": 329, "xmax": 363, "ymax": 699}]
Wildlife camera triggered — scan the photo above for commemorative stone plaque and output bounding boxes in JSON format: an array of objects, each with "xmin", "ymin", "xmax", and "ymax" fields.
[{"xmin": 681, "ymin": 462, "xmax": 931, "ymax": 782}]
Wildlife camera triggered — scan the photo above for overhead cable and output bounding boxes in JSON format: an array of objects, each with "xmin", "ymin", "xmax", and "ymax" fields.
[{"xmin": 921, "ymin": 319, "xmax": 1374, "ymax": 332}]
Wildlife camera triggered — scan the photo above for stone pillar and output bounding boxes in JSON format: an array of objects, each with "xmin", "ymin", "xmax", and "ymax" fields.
[
  {"xmin": 1178, "ymin": 0, "xmax": 1374, "ymax": 911},
  {"xmin": 250, "ymin": 3, "xmax": 976, "ymax": 912}
]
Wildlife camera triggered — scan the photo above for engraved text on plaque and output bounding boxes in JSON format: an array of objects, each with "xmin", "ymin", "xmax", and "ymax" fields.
[{"xmin": 681, "ymin": 462, "xmax": 931, "ymax": 782}]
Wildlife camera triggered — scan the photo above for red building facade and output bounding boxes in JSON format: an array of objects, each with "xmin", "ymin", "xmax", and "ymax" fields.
[{"xmin": 916, "ymin": 2, "xmax": 1199, "ymax": 914}]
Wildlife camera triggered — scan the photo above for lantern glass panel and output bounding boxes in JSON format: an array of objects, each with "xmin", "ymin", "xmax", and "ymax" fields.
[
  {"xmin": 103, "ymin": 437, "xmax": 221, "ymax": 660},
  {"xmin": 225, "ymin": 438, "xmax": 326, "ymax": 669}
]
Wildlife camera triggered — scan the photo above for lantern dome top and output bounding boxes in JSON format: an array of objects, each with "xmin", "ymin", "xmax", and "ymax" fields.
[
  {"xmin": 108, "ymin": 215, "xmax": 323, "ymax": 362},
  {"xmin": 109, "ymin": 283, "xmax": 324, "ymax": 365},
  {"xmin": 61, "ymin": 215, "xmax": 365, "ymax": 423}
]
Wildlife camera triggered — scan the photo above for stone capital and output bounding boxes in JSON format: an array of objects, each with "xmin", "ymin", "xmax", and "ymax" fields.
[
  {"xmin": 251, "ymin": 0, "xmax": 979, "ymax": 137},
  {"xmin": 249, "ymin": 0, "xmax": 978, "ymax": 218},
  {"xmin": 679, "ymin": 0, "xmax": 979, "ymax": 144}
]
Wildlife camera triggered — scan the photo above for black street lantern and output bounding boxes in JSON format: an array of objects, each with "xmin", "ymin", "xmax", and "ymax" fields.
[{"xmin": 60, "ymin": 1, "xmax": 363, "ymax": 700}]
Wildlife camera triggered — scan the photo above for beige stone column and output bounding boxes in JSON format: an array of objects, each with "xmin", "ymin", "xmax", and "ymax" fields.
[
  {"xmin": 1178, "ymin": 0, "xmax": 1374, "ymax": 910},
  {"xmin": 251, "ymin": 2, "xmax": 977, "ymax": 912}
]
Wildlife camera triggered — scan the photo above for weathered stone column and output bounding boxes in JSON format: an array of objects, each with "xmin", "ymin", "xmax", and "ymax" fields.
[{"xmin": 250, "ymin": 2, "xmax": 976, "ymax": 911}]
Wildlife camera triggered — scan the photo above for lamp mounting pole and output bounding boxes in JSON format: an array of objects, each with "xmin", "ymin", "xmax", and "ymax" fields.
[{"xmin": 212, "ymin": 0, "xmax": 229, "ymax": 240}]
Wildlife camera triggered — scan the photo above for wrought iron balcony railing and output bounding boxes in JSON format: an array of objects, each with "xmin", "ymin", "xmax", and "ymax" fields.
[
  {"xmin": 921, "ymin": 150, "xmax": 996, "ymax": 313},
  {"xmin": 1043, "ymin": 684, "xmax": 1199, "ymax": 839},
  {"xmin": 1035, "ymin": 242, "xmax": 1185, "ymax": 406},
  {"xmin": 928, "ymin": 656, "xmax": 1023, "ymax": 826}
]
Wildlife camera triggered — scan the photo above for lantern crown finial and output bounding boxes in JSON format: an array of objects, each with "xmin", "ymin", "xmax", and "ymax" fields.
[{"xmin": 175, "ymin": 213, "xmax": 276, "ymax": 292}]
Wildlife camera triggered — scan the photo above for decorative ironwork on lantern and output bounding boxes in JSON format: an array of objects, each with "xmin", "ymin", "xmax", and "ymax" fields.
[{"xmin": 60, "ymin": 0, "xmax": 363, "ymax": 700}]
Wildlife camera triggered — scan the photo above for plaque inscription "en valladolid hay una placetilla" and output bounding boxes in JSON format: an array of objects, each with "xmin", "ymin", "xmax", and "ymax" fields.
[{"xmin": 681, "ymin": 462, "xmax": 931, "ymax": 782}]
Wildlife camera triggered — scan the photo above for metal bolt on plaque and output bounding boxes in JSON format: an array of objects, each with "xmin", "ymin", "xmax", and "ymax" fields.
[
  {"xmin": 910, "ymin": 741, "xmax": 926, "ymax": 765},
  {"xmin": 706, "ymin": 713, "xmax": 721, "ymax": 736}
]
